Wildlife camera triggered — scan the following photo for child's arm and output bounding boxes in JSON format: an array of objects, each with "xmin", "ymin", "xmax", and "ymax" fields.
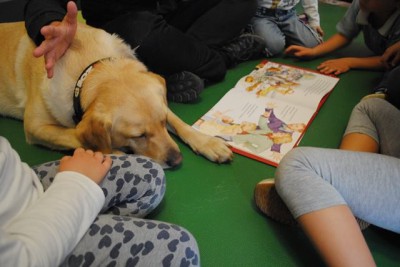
[
  {"xmin": 317, "ymin": 56, "xmax": 384, "ymax": 75},
  {"xmin": 302, "ymin": 0, "xmax": 324, "ymax": 36},
  {"xmin": 285, "ymin": 33, "xmax": 350, "ymax": 58},
  {"xmin": 1, "ymin": 147, "xmax": 112, "ymax": 266}
]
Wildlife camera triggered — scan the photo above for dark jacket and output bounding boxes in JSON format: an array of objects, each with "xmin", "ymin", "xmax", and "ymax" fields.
[
  {"xmin": 24, "ymin": 0, "xmax": 178, "ymax": 46},
  {"xmin": 24, "ymin": 0, "xmax": 68, "ymax": 46}
]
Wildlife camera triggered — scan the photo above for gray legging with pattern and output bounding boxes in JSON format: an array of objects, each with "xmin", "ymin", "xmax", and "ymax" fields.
[
  {"xmin": 276, "ymin": 98, "xmax": 400, "ymax": 233},
  {"xmin": 33, "ymin": 155, "xmax": 200, "ymax": 267}
]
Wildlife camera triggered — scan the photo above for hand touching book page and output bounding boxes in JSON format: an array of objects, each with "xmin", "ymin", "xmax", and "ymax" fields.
[{"xmin": 193, "ymin": 61, "xmax": 339, "ymax": 166}]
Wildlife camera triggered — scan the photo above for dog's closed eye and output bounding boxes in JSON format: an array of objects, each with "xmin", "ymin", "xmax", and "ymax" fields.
[{"xmin": 131, "ymin": 133, "xmax": 146, "ymax": 140}]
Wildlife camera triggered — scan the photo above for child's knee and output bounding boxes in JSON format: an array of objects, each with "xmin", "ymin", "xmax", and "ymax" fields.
[
  {"xmin": 355, "ymin": 97, "xmax": 387, "ymax": 115},
  {"xmin": 276, "ymin": 147, "xmax": 315, "ymax": 184},
  {"xmin": 149, "ymin": 223, "xmax": 200, "ymax": 266},
  {"xmin": 169, "ymin": 226, "xmax": 200, "ymax": 266},
  {"xmin": 264, "ymin": 38, "xmax": 285, "ymax": 56}
]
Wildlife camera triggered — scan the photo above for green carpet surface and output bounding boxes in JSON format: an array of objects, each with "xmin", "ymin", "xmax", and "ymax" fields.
[{"xmin": 1, "ymin": 3, "xmax": 399, "ymax": 266}]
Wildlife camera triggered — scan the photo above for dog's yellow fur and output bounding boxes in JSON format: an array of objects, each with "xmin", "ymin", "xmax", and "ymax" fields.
[{"xmin": 0, "ymin": 22, "xmax": 232, "ymax": 167}]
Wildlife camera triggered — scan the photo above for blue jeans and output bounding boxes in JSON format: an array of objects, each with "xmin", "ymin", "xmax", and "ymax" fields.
[
  {"xmin": 275, "ymin": 99, "xmax": 400, "ymax": 234},
  {"xmin": 250, "ymin": 7, "xmax": 321, "ymax": 56}
]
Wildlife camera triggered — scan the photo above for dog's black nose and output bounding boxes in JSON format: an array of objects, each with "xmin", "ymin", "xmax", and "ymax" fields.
[{"xmin": 166, "ymin": 149, "xmax": 183, "ymax": 167}]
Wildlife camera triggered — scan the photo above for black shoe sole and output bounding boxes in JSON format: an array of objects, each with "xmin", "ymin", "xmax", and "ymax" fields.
[{"xmin": 166, "ymin": 71, "xmax": 204, "ymax": 103}]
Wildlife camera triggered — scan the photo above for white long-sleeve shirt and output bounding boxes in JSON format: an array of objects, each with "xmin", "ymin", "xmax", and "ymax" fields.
[
  {"xmin": 257, "ymin": 0, "xmax": 320, "ymax": 27},
  {"xmin": 0, "ymin": 137, "xmax": 105, "ymax": 267}
]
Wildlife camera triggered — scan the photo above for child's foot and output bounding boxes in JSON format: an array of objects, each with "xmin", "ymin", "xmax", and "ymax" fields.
[
  {"xmin": 254, "ymin": 178, "xmax": 298, "ymax": 226},
  {"xmin": 362, "ymin": 88, "xmax": 387, "ymax": 101}
]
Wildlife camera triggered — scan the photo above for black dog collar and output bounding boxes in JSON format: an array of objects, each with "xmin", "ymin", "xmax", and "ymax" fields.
[{"xmin": 72, "ymin": 57, "xmax": 114, "ymax": 124}]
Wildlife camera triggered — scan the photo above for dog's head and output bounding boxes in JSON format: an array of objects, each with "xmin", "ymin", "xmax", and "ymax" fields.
[{"xmin": 75, "ymin": 59, "xmax": 182, "ymax": 168}]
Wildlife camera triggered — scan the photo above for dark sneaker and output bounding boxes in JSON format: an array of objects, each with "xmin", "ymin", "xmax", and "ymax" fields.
[
  {"xmin": 220, "ymin": 34, "xmax": 266, "ymax": 68},
  {"xmin": 166, "ymin": 71, "xmax": 204, "ymax": 103}
]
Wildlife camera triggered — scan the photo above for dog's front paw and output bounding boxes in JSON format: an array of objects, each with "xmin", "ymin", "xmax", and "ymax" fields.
[{"xmin": 191, "ymin": 135, "xmax": 233, "ymax": 163}]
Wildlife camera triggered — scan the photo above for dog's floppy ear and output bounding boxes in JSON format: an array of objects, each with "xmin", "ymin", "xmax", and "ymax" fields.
[
  {"xmin": 148, "ymin": 72, "xmax": 167, "ymax": 95},
  {"xmin": 76, "ymin": 114, "xmax": 113, "ymax": 153}
]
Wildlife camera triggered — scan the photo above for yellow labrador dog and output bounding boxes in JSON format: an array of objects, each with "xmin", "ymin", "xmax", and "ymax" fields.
[{"xmin": 0, "ymin": 22, "xmax": 232, "ymax": 167}]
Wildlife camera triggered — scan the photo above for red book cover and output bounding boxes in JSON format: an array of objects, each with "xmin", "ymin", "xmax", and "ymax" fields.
[{"xmin": 193, "ymin": 61, "xmax": 339, "ymax": 166}]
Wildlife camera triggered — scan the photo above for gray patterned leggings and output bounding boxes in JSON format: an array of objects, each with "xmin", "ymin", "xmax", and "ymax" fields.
[{"xmin": 33, "ymin": 155, "xmax": 200, "ymax": 267}]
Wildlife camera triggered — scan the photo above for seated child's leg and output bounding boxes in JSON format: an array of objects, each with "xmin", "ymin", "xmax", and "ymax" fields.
[
  {"xmin": 276, "ymin": 147, "xmax": 400, "ymax": 233},
  {"xmin": 250, "ymin": 14, "xmax": 285, "ymax": 56},
  {"xmin": 345, "ymin": 98, "xmax": 400, "ymax": 157},
  {"xmin": 32, "ymin": 160, "xmax": 60, "ymax": 191},
  {"xmin": 33, "ymin": 155, "xmax": 166, "ymax": 218},
  {"xmin": 61, "ymin": 215, "xmax": 200, "ymax": 266},
  {"xmin": 99, "ymin": 155, "xmax": 166, "ymax": 217},
  {"xmin": 282, "ymin": 13, "xmax": 322, "ymax": 48}
]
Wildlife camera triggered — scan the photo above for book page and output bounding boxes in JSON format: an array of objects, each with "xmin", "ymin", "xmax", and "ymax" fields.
[
  {"xmin": 233, "ymin": 61, "xmax": 339, "ymax": 110},
  {"xmin": 193, "ymin": 61, "xmax": 339, "ymax": 166}
]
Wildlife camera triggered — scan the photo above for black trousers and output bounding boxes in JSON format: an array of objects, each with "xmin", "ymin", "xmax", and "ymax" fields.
[{"xmin": 81, "ymin": 0, "xmax": 257, "ymax": 82}]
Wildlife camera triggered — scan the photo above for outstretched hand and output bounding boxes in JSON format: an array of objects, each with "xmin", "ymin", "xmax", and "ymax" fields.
[
  {"xmin": 284, "ymin": 45, "xmax": 317, "ymax": 59},
  {"xmin": 59, "ymin": 148, "xmax": 112, "ymax": 185},
  {"xmin": 317, "ymin": 58, "xmax": 351, "ymax": 75},
  {"xmin": 382, "ymin": 41, "xmax": 400, "ymax": 69},
  {"xmin": 33, "ymin": 1, "xmax": 78, "ymax": 78},
  {"xmin": 313, "ymin": 26, "xmax": 324, "ymax": 38}
]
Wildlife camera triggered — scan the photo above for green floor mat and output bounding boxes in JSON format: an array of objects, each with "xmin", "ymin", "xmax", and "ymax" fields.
[{"xmin": 1, "ymin": 3, "xmax": 399, "ymax": 266}]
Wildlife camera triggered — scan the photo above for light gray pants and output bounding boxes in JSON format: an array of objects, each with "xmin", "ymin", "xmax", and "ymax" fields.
[
  {"xmin": 275, "ymin": 99, "xmax": 400, "ymax": 233},
  {"xmin": 33, "ymin": 155, "xmax": 200, "ymax": 267}
]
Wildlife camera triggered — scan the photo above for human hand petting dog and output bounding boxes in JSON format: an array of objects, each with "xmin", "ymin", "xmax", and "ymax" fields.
[
  {"xmin": 33, "ymin": 1, "xmax": 78, "ymax": 78},
  {"xmin": 59, "ymin": 148, "xmax": 112, "ymax": 185}
]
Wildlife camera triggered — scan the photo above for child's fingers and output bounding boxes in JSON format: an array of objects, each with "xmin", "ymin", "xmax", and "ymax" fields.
[
  {"xmin": 84, "ymin": 149, "xmax": 95, "ymax": 156},
  {"xmin": 389, "ymin": 54, "xmax": 400, "ymax": 67},
  {"xmin": 66, "ymin": 1, "xmax": 78, "ymax": 23},
  {"xmin": 60, "ymin": 155, "xmax": 71, "ymax": 162},
  {"xmin": 93, "ymin": 151, "xmax": 105, "ymax": 162},
  {"xmin": 317, "ymin": 65, "xmax": 333, "ymax": 74},
  {"xmin": 73, "ymin": 147, "xmax": 86, "ymax": 156},
  {"xmin": 284, "ymin": 46, "xmax": 297, "ymax": 55},
  {"xmin": 102, "ymin": 156, "xmax": 113, "ymax": 169}
]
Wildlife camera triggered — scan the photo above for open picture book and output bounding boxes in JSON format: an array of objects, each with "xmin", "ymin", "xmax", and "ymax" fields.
[{"xmin": 193, "ymin": 61, "xmax": 340, "ymax": 166}]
